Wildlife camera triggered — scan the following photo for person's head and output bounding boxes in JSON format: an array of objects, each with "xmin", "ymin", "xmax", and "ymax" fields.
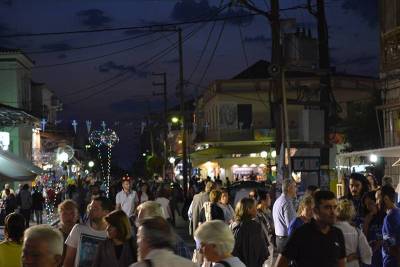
[
  {"xmin": 257, "ymin": 191, "xmax": 271, "ymax": 210},
  {"xmin": 376, "ymin": 185, "xmax": 396, "ymax": 211},
  {"xmin": 23, "ymin": 184, "xmax": 29, "ymax": 190},
  {"xmin": 209, "ymin": 189, "xmax": 222, "ymax": 204},
  {"xmin": 136, "ymin": 201, "xmax": 163, "ymax": 220},
  {"xmin": 22, "ymin": 225, "xmax": 64, "ymax": 267},
  {"xmin": 141, "ymin": 183, "xmax": 149, "ymax": 193},
  {"xmin": 297, "ymin": 195, "xmax": 314, "ymax": 220},
  {"xmin": 336, "ymin": 199, "xmax": 356, "ymax": 222},
  {"xmin": 137, "ymin": 217, "xmax": 175, "ymax": 261},
  {"xmin": 121, "ymin": 175, "xmax": 131, "ymax": 192},
  {"xmin": 5, "ymin": 188, "xmax": 10, "ymax": 196},
  {"xmin": 58, "ymin": 199, "xmax": 79, "ymax": 228},
  {"xmin": 282, "ymin": 179, "xmax": 297, "ymax": 198},
  {"xmin": 349, "ymin": 173, "xmax": 368, "ymax": 198},
  {"xmin": 89, "ymin": 196, "xmax": 113, "ymax": 223},
  {"xmin": 362, "ymin": 191, "xmax": 378, "ymax": 214},
  {"xmin": 366, "ymin": 173, "xmax": 378, "ymax": 190},
  {"xmin": 234, "ymin": 197, "xmax": 257, "ymax": 222},
  {"xmin": 220, "ymin": 190, "xmax": 230, "ymax": 205},
  {"xmin": 4, "ymin": 212, "xmax": 25, "ymax": 243},
  {"xmin": 105, "ymin": 210, "xmax": 132, "ymax": 242},
  {"xmin": 4, "ymin": 183, "xmax": 10, "ymax": 190},
  {"xmin": 382, "ymin": 176, "xmax": 394, "ymax": 187},
  {"xmin": 194, "ymin": 220, "xmax": 235, "ymax": 262},
  {"xmin": 205, "ymin": 181, "xmax": 215, "ymax": 193},
  {"xmin": 305, "ymin": 185, "xmax": 319, "ymax": 197},
  {"xmin": 248, "ymin": 189, "xmax": 258, "ymax": 200},
  {"xmin": 313, "ymin": 190, "xmax": 337, "ymax": 226}
]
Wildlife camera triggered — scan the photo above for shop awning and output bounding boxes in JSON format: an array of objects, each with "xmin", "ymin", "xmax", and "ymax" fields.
[
  {"xmin": 338, "ymin": 146, "xmax": 400, "ymax": 159},
  {"xmin": 0, "ymin": 149, "xmax": 42, "ymax": 181}
]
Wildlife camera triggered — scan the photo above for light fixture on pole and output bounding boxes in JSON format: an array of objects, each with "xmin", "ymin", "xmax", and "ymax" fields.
[
  {"xmin": 369, "ymin": 154, "xmax": 378, "ymax": 163},
  {"xmin": 88, "ymin": 161, "xmax": 95, "ymax": 168}
]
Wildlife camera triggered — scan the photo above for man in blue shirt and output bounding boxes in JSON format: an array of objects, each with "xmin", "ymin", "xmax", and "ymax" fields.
[
  {"xmin": 272, "ymin": 179, "xmax": 297, "ymax": 253},
  {"xmin": 376, "ymin": 185, "xmax": 400, "ymax": 267}
]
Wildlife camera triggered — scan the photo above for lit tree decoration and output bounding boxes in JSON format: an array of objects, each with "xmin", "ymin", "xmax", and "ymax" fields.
[
  {"xmin": 101, "ymin": 129, "xmax": 119, "ymax": 197},
  {"xmin": 89, "ymin": 130, "xmax": 105, "ymax": 180}
]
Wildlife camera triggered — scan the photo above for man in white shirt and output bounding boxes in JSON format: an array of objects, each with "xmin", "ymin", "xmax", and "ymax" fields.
[
  {"xmin": 116, "ymin": 175, "xmax": 138, "ymax": 218},
  {"xmin": 63, "ymin": 196, "xmax": 112, "ymax": 267}
]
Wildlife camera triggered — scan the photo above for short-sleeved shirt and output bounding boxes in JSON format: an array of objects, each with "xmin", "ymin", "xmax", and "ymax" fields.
[
  {"xmin": 0, "ymin": 241, "xmax": 21, "ymax": 267},
  {"xmin": 65, "ymin": 223, "xmax": 107, "ymax": 267},
  {"xmin": 116, "ymin": 190, "xmax": 138, "ymax": 217},
  {"xmin": 282, "ymin": 219, "xmax": 346, "ymax": 267},
  {"xmin": 382, "ymin": 208, "xmax": 400, "ymax": 267}
]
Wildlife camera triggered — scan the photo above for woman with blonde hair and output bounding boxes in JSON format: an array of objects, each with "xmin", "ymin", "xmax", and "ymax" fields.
[
  {"xmin": 288, "ymin": 195, "xmax": 314, "ymax": 236},
  {"xmin": 334, "ymin": 199, "xmax": 372, "ymax": 267},
  {"xmin": 229, "ymin": 197, "xmax": 269, "ymax": 267},
  {"xmin": 92, "ymin": 210, "xmax": 137, "ymax": 267}
]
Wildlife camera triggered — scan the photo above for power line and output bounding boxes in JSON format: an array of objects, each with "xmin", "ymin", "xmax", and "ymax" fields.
[
  {"xmin": 62, "ymin": 4, "xmax": 230, "ymax": 101},
  {"xmin": 0, "ymin": 4, "xmax": 312, "ymax": 39},
  {"xmin": 0, "ymin": 32, "xmax": 177, "ymax": 70},
  {"xmin": 194, "ymin": 18, "xmax": 227, "ymax": 94},
  {"xmin": 25, "ymin": 32, "xmax": 154, "ymax": 55},
  {"xmin": 65, "ymin": 20, "xmax": 210, "ymax": 105}
]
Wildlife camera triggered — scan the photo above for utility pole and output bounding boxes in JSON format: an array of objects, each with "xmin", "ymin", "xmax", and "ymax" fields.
[
  {"xmin": 152, "ymin": 72, "xmax": 168, "ymax": 180},
  {"xmin": 146, "ymin": 99, "xmax": 154, "ymax": 156},
  {"xmin": 178, "ymin": 28, "xmax": 188, "ymax": 199},
  {"xmin": 307, "ymin": 0, "xmax": 333, "ymax": 179}
]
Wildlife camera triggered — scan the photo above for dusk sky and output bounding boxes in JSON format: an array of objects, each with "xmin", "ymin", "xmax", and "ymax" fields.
[{"xmin": 0, "ymin": 0, "xmax": 379, "ymax": 168}]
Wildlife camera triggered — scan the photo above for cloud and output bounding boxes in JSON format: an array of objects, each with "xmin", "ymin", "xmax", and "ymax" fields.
[
  {"xmin": 170, "ymin": 1, "xmax": 254, "ymax": 25},
  {"xmin": 244, "ymin": 35, "xmax": 271, "ymax": 43},
  {"xmin": 341, "ymin": 0, "xmax": 378, "ymax": 27},
  {"xmin": 77, "ymin": 9, "xmax": 112, "ymax": 28},
  {"xmin": 222, "ymin": 8, "xmax": 254, "ymax": 26},
  {"xmin": 171, "ymin": 0, "xmax": 219, "ymax": 21},
  {"xmin": 98, "ymin": 61, "xmax": 149, "ymax": 78},
  {"xmin": 0, "ymin": 0, "xmax": 12, "ymax": 6}
]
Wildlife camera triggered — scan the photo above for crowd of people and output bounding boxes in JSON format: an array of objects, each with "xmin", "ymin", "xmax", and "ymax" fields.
[{"xmin": 0, "ymin": 172, "xmax": 399, "ymax": 267}]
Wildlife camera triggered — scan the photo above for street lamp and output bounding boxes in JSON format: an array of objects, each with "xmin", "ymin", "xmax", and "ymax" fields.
[
  {"xmin": 271, "ymin": 150, "xmax": 277, "ymax": 158},
  {"xmin": 169, "ymin": 157, "xmax": 176, "ymax": 164},
  {"xmin": 369, "ymin": 154, "xmax": 378, "ymax": 163},
  {"xmin": 88, "ymin": 161, "xmax": 95, "ymax": 168},
  {"xmin": 260, "ymin": 151, "xmax": 268, "ymax": 159},
  {"xmin": 171, "ymin": 117, "xmax": 179, "ymax": 124}
]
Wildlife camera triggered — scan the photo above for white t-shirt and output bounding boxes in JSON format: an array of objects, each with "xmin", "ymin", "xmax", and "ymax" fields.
[
  {"xmin": 155, "ymin": 197, "xmax": 171, "ymax": 219},
  {"xmin": 65, "ymin": 223, "xmax": 107, "ymax": 267},
  {"xmin": 116, "ymin": 190, "xmax": 138, "ymax": 217},
  {"xmin": 138, "ymin": 192, "xmax": 149, "ymax": 204},
  {"xmin": 212, "ymin": 256, "xmax": 246, "ymax": 267}
]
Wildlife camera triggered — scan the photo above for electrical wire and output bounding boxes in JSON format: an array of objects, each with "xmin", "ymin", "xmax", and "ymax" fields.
[{"xmin": 25, "ymin": 32, "xmax": 154, "ymax": 55}]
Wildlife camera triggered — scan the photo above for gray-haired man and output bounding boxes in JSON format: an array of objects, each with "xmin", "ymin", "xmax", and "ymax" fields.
[{"xmin": 272, "ymin": 179, "xmax": 297, "ymax": 253}]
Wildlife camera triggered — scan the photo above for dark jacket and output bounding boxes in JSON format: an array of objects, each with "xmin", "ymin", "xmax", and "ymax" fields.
[
  {"xmin": 92, "ymin": 237, "xmax": 137, "ymax": 267},
  {"xmin": 230, "ymin": 220, "xmax": 269, "ymax": 267},
  {"xmin": 32, "ymin": 191, "xmax": 45, "ymax": 211}
]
